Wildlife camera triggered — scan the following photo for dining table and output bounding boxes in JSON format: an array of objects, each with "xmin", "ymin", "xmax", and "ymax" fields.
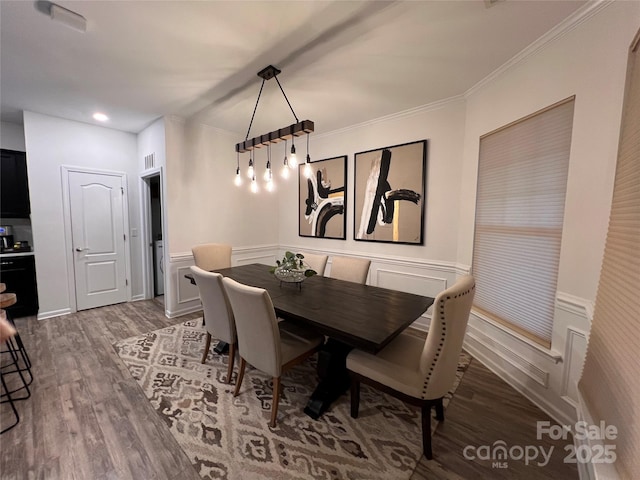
[{"xmin": 186, "ymin": 263, "xmax": 434, "ymax": 419}]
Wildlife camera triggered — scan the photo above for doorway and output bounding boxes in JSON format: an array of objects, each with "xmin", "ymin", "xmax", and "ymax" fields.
[
  {"xmin": 142, "ymin": 170, "xmax": 164, "ymax": 304},
  {"xmin": 63, "ymin": 167, "xmax": 130, "ymax": 311}
]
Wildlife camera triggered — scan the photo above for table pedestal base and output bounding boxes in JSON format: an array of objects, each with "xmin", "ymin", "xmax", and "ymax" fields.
[
  {"xmin": 304, "ymin": 339, "xmax": 352, "ymax": 419},
  {"xmin": 214, "ymin": 341, "xmax": 229, "ymax": 355}
]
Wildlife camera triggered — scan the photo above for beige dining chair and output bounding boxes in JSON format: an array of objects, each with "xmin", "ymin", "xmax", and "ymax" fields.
[
  {"xmin": 222, "ymin": 277, "xmax": 324, "ymax": 428},
  {"xmin": 346, "ymin": 275, "xmax": 475, "ymax": 460},
  {"xmin": 328, "ymin": 256, "xmax": 371, "ymax": 284},
  {"xmin": 190, "ymin": 266, "xmax": 237, "ymax": 384},
  {"xmin": 191, "ymin": 243, "xmax": 232, "ymax": 271},
  {"xmin": 299, "ymin": 252, "xmax": 329, "ymax": 276}
]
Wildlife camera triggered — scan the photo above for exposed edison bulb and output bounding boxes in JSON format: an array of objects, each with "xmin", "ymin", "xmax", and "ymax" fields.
[
  {"xmin": 281, "ymin": 164, "xmax": 290, "ymax": 179},
  {"xmin": 234, "ymin": 167, "xmax": 242, "ymax": 186},
  {"xmin": 266, "ymin": 179, "xmax": 275, "ymax": 192},
  {"xmin": 303, "ymin": 160, "xmax": 313, "ymax": 179},
  {"xmin": 247, "ymin": 158, "xmax": 254, "ymax": 179},
  {"xmin": 289, "ymin": 144, "xmax": 298, "ymax": 168},
  {"xmin": 250, "ymin": 175, "xmax": 258, "ymax": 193},
  {"xmin": 263, "ymin": 161, "xmax": 272, "ymax": 181}
]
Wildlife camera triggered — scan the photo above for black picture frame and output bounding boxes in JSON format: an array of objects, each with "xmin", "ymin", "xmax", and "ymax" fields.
[
  {"xmin": 298, "ymin": 155, "xmax": 347, "ymax": 239},
  {"xmin": 354, "ymin": 140, "xmax": 427, "ymax": 245}
]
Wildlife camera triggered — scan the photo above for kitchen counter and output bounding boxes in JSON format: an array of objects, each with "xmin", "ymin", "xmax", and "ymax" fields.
[{"xmin": 0, "ymin": 251, "xmax": 35, "ymax": 259}]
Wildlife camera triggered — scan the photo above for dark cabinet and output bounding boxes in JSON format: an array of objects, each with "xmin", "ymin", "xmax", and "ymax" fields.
[
  {"xmin": 1, "ymin": 149, "xmax": 31, "ymax": 218},
  {"xmin": 0, "ymin": 255, "xmax": 38, "ymax": 318}
]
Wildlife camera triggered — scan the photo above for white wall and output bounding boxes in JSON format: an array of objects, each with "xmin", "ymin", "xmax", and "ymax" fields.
[
  {"xmin": 274, "ymin": 2, "xmax": 639, "ymax": 425},
  {"xmin": 23, "ymin": 111, "xmax": 141, "ymax": 319},
  {"xmin": 458, "ymin": 2, "xmax": 639, "ymax": 424},
  {"xmin": 162, "ymin": 118, "xmax": 281, "ymax": 317},
  {"xmin": 0, "ymin": 121, "xmax": 26, "ymax": 151},
  {"xmin": 278, "ymin": 99, "xmax": 466, "ymax": 264},
  {"xmin": 136, "ymin": 117, "xmax": 167, "ymax": 302}
]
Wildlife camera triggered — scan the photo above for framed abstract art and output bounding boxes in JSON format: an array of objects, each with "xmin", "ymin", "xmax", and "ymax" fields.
[
  {"xmin": 354, "ymin": 140, "xmax": 427, "ymax": 245},
  {"xmin": 298, "ymin": 155, "xmax": 347, "ymax": 239}
]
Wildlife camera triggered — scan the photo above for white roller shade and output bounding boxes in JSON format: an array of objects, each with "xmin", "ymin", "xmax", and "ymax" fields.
[{"xmin": 472, "ymin": 98, "xmax": 575, "ymax": 347}]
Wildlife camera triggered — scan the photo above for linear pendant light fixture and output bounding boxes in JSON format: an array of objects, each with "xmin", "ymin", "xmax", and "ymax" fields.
[{"xmin": 235, "ymin": 65, "xmax": 314, "ymax": 192}]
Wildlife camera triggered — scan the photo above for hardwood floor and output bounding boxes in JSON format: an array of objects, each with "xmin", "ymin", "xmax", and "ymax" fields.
[{"xmin": 0, "ymin": 300, "xmax": 578, "ymax": 479}]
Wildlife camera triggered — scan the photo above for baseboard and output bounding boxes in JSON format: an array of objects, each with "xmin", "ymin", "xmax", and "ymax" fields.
[
  {"xmin": 166, "ymin": 304, "xmax": 202, "ymax": 319},
  {"xmin": 131, "ymin": 294, "xmax": 145, "ymax": 302},
  {"xmin": 575, "ymin": 390, "xmax": 621, "ymax": 480},
  {"xmin": 37, "ymin": 307, "xmax": 72, "ymax": 320}
]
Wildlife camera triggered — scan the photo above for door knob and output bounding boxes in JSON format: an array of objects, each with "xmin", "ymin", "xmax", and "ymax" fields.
[{"xmin": 75, "ymin": 247, "xmax": 89, "ymax": 252}]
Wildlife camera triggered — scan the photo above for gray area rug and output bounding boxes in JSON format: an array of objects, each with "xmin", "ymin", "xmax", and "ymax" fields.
[{"xmin": 114, "ymin": 319, "xmax": 471, "ymax": 480}]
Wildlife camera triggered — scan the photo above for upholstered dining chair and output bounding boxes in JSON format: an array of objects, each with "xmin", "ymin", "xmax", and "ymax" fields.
[
  {"xmin": 328, "ymin": 256, "xmax": 371, "ymax": 284},
  {"xmin": 191, "ymin": 243, "xmax": 232, "ymax": 272},
  {"xmin": 192, "ymin": 243, "xmax": 232, "ymax": 326},
  {"xmin": 346, "ymin": 274, "xmax": 475, "ymax": 460},
  {"xmin": 299, "ymin": 252, "xmax": 329, "ymax": 276},
  {"xmin": 222, "ymin": 277, "xmax": 324, "ymax": 428},
  {"xmin": 190, "ymin": 266, "xmax": 237, "ymax": 383}
]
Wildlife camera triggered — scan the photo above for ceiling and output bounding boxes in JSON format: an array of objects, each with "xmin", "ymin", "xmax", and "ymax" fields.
[{"xmin": 0, "ymin": 0, "xmax": 587, "ymax": 136}]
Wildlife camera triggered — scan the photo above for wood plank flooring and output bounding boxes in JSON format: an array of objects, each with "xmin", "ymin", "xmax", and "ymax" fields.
[{"xmin": 0, "ymin": 300, "xmax": 578, "ymax": 479}]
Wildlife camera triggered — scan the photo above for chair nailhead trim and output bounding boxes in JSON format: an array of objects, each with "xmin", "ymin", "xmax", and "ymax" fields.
[{"xmin": 421, "ymin": 283, "xmax": 474, "ymax": 399}]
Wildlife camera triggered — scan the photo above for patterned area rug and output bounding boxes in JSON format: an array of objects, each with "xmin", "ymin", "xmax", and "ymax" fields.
[{"xmin": 114, "ymin": 319, "xmax": 471, "ymax": 480}]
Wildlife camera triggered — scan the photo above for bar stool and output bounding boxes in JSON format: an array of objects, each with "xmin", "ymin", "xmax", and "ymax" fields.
[
  {"xmin": 0, "ymin": 285, "xmax": 32, "ymax": 434},
  {"xmin": 0, "ymin": 287, "xmax": 33, "ymax": 384}
]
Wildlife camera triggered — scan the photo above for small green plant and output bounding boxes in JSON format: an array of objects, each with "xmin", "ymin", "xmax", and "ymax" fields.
[{"xmin": 269, "ymin": 251, "xmax": 317, "ymax": 277}]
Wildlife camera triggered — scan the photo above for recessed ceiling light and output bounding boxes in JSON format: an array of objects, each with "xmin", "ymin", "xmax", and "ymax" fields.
[{"xmin": 93, "ymin": 112, "xmax": 109, "ymax": 122}]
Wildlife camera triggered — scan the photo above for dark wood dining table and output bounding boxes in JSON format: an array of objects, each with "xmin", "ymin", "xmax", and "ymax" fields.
[{"xmin": 186, "ymin": 263, "xmax": 434, "ymax": 418}]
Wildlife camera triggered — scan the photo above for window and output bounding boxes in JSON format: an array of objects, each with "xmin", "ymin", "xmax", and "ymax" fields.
[
  {"xmin": 472, "ymin": 98, "xmax": 575, "ymax": 347},
  {"xmin": 579, "ymin": 36, "xmax": 640, "ymax": 479}
]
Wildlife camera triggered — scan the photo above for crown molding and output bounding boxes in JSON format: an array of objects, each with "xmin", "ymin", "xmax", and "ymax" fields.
[
  {"xmin": 465, "ymin": 0, "xmax": 614, "ymax": 98},
  {"xmin": 314, "ymin": 94, "xmax": 465, "ymax": 140}
]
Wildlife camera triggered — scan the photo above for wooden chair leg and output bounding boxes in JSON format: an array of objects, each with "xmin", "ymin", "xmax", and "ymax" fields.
[
  {"xmin": 422, "ymin": 403, "xmax": 433, "ymax": 460},
  {"xmin": 201, "ymin": 332, "xmax": 212, "ymax": 364},
  {"xmin": 226, "ymin": 342, "xmax": 236, "ymax": 384},
  {"xmin": 435, "ymin": 397, "xmax": 444, "ymax": 421},
  {"xmin": 270, "ymin": 377, "xmax": 281, "ymax": 428},
  {"xmin": 233, "ymin": 358, "xmax": 246, "ymax": 397},
  {"xmin": 350, "ymin": 377, "xmax": 360, "ymax": 418}
]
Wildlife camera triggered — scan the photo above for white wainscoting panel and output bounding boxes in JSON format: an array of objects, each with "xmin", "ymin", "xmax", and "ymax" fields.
[
  {"xmin": 376, "ymin": 268, "xmax": 447, "ymax": 298},
  {"xmin": 466, "ymin": 321, "xmax": 550, "ymax": 387},
  {"xmin": 463, "ymin": 291, "xmax": 593, "ymax": 427},
  {"xmin": 164, "ymin": 245, "xmax": 279, "ymax": 318},
  {"xmin": 561, "ymin": 327, "xmax": 588, "ymax": 408}
]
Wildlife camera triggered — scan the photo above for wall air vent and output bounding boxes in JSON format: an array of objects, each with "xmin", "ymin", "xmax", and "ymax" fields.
[{"xmin": 144, "ymin": 153, "xmax": 155, "ymax": 170}]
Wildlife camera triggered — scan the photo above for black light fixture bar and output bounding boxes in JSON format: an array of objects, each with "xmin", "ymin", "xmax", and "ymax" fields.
[
  {"xmin": 236, "ymin": 65, "xmax": 314, "ymax": 154},
  {"xmin": 235, "ymin": 120, "xmax": 314, "ymax": 153}
]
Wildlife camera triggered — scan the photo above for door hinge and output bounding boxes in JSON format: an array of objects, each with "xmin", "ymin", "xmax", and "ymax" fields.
[
  {"xmin": 121, "ymin": 187, "xmax": 124, "ymax": 194},
  {"xmin": 124, "ymin": 234, "xmax": 126, "ymax": 241},
  {"xmin": 126, "ymin": 279, "xmax": 128, "ymax": 286}
]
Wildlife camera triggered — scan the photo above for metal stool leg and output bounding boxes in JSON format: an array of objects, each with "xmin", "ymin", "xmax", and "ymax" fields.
[
  {"xmin": 2, "ymin": 312, "xmax": 33, "ymax": 386},
  {"xmin": 0, "ymin": 337, "xmax": 31, "ymax": 401},
  {"xmin": 0, "ymin": 370, "xmax": 20, "ymax": 434}
]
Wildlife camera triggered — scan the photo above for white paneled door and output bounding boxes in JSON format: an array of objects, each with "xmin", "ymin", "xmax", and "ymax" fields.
[{"xmin": 69, "ymin": 171, "xmax": 128, "ymax": 310}]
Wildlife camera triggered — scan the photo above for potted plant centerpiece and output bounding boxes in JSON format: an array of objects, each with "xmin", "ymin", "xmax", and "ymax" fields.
[{"xmin": 269, "ymin": 251, "xmax": 317, "ymax": 285}]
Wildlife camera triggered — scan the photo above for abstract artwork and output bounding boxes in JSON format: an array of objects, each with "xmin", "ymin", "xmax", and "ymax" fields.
[
  {"xmin": 354, "ymin": 140, "xmax": 427, "ymax": 244},
  {"xmin": 299, "ymin": 155, "xmax": 347, "ymax": 239}
]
